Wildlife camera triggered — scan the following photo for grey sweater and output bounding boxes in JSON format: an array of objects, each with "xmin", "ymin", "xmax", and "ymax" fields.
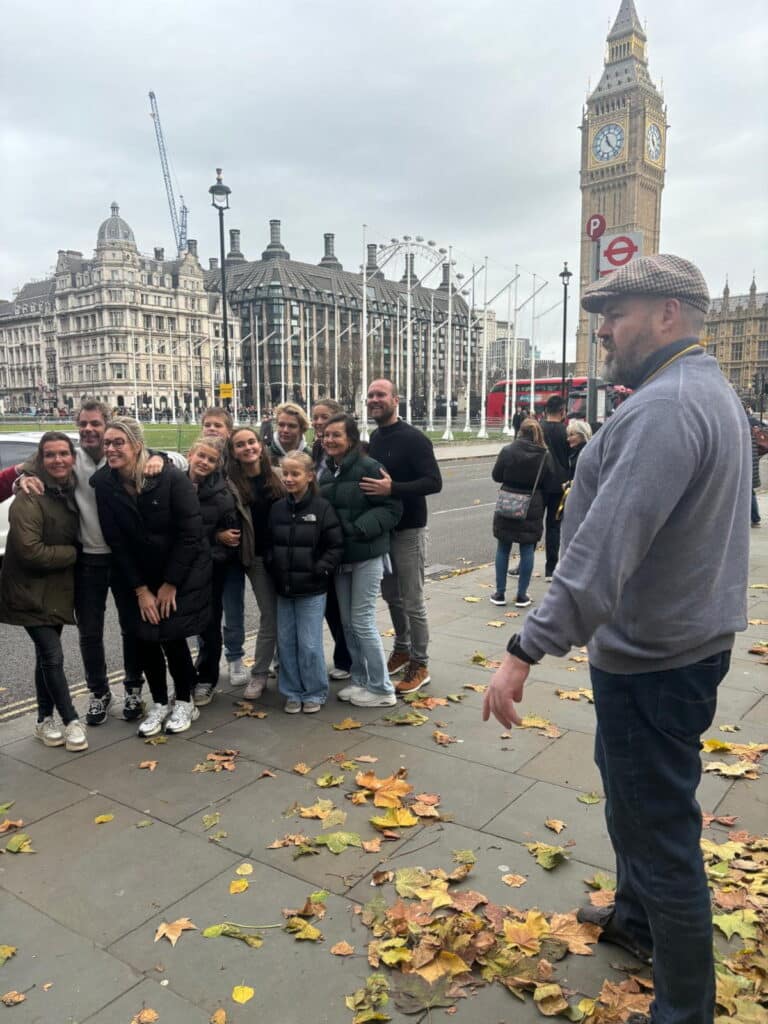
[{"xmin": 520, "ymin": 346, "xmax": 751, "ymax": 673}]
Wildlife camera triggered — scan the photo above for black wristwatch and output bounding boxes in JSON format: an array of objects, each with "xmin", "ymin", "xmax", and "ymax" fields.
[{"xmin": 506, "ymin": 633, "xmax": 538, "ymax": 665}]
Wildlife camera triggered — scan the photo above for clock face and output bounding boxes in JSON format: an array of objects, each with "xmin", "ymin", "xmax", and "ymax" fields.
[
  {"xmin": 593, "ymin": 123, "xmax": 625, "ymax": 162},
  {"xmin": 646, "ymin": 123, "xmax": 662, "ymax": 161}
]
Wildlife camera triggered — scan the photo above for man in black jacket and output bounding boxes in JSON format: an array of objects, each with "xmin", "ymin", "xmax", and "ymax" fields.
[
  {"xmin": 362, "ymin": 380, "xmax": 442, "ymax": 694},
  {"xmin": 540, "ymin": 395, "xmax": 570, "ymax": 579}
]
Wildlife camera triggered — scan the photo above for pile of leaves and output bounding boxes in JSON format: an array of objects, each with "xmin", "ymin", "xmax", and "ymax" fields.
[
  {"xmin": 193, "ymin": 748, "xmax": 240, "ymax": 773},
  {"xmin": 701, "ymin": 738, "xmax": 768, "ymax": 781}
]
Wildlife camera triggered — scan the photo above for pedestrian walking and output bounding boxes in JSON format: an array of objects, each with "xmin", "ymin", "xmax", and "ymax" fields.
[
  {"xmin": 490, "ymin": 419, "xmax": 555, "ymax": 609},
  {"xmin": 0, "ymin": 433, "xmax": 87, "ymax": 751},
  {"xmin": 226, "ymin": 427, "xmax": 283, "ymax": 701},
  {"xmin": 269, "ymin": 402, "xmax": 310, "ymax": 465},
  {"xmin": 92, "ymin": 418, "xmax": 211, "ymax": 736},
  {"xmin": 565, "ymin": 419, "xmax": 592, "ymax": 479},
  {"xmin": 539, "ymin": 395, "xmax": 570, "ymax": 580},
  {"xmin": 483, "ymin": 254, "xmax": 751, "ymax": 1024},
  {"xmin": 364, "ymin": 379, "xmax": 442, "ymax": 694},
  {"xmin": 320, "ymin": 413, "xmax": 402, "ymax": 708},
  {"xmin": 186, "ymin": 436, "xmax": 240, "ymax": 707},
  {"xmin": 311, "ymin": 399, "xmax": 352, "ymax": 681},
  {"xmin": 267, "ymin": 452, "xmax": 343, "ymax": 713}
]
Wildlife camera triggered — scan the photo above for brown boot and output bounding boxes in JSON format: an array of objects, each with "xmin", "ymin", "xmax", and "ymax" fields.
[
  {"xmin": 387, "ymin": 651, "xmax": 410, "ymax": 676},
  {"xmin": 396, "ymin": 662, "xmax": 431, "ymax": 695}
]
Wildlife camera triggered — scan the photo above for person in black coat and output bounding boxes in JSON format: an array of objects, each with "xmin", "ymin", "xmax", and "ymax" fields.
[
  {"xmin": 185, "ymin": 436, "xmax": 240, "ymax": 706},
  {"xmin": 92, "ymin": 418, "xmax": 211, "ymax": 737},
  {"xmin": 540, "ymin": 395, "xmax": 570, "ymax": 579},
  {"xmin": 267, "ymin": 452, "xmax": 344, "ymax": 712},
  {"xmin": 490, "ymin": 418, "xmax": 556, "ymax": 609},
  {"xmin": 565, "ymin": 419, "xmax": 593, "ymax": 481}
]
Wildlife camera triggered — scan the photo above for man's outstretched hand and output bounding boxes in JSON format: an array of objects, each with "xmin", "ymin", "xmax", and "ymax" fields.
[{"xmin": 482, "ymin": 653, "xmax": 531, "ymax": 728}]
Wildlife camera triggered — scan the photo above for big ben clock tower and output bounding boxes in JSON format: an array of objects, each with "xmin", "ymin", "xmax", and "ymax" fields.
[{"xmin": 575, "ymin": 0, "xmax": 667, "ymax": 371}]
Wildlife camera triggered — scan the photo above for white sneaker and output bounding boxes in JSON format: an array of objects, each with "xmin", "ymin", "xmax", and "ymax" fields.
[
  {"xmin": 138, "ymin": 703, "xmax": 169, "ymax": 737},
  {"xmin": 35, "ymin": 717, "xmax": 64, "ymax": 747},
  {"xmin": 284, "ymin": 700, "xmax": 302, "ymax": 714},
  {"xmin": 165, "ymin": 700, "xmax": 200, "ymax": 734},
  {"xmin": 63, "ymin": 719, "xmax": 88, "ymax": 751},
  {"xmin": 228, "ymin": 659, "xmax": 248, "ymax": 686},
  {"xmin": 349, "ymin": 690, "xmax": 397, "ymax": 708},
  {"xmin": 243, "ymin": 674, "xmax": 267, "ymax": 700},
  {"xmin": 329, "ymin": 667, "xmax": 351, "ymax": 680},
  {"xmin": 337, "ymin": 684, "xmax": 368, "ymax": 702}
]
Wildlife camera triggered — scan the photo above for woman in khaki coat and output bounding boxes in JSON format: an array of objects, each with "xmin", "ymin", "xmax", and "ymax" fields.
[{"xmin": 0, "ymin": 432, "xmax": 87, "ymax": 751}]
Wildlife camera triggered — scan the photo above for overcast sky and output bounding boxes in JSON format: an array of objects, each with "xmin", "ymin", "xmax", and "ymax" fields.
[{"xmin": 1, "ymin": 0, "xmax": 766, "ymax": 358}]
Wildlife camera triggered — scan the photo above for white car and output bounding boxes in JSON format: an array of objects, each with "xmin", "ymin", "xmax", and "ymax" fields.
[{"xmin": 0, "ymin": 432, "xmax": 186, "ymax": 559}]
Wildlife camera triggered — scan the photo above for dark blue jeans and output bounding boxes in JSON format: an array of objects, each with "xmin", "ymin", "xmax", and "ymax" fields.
[
  {"xmin": 195, "ymin": 562, "xmax": 226, "ymax": 687},
  {"xmin": 25, "ymin": 625, "xmax": 78, "ymax": 724},
  {"xmin": 74, "ymin": 554, "xmax": 142, "ymax": 695},
  {"xmin": 590, "ymin": 651, "xmax": 731, "ymax": 1024}
]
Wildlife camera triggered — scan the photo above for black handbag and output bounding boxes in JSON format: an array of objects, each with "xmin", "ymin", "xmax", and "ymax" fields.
[{"xmin": 495, "ymin": 452, "xmax": 547, "ymax": 521}]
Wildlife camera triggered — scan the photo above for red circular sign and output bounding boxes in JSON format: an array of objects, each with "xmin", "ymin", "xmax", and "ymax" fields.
[
  {"xmin": 586, "ymin": 214, "xmax": 606, "ymax": 241},
  {"xmin": 603, "ymin": 235, "xmax": 639, "ymax": 267}
]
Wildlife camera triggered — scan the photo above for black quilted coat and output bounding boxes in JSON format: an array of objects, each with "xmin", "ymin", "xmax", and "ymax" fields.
[
  {"xmin": 491, "ymin": 439, "xmax": 557, "ymax": 546},
  {"xmin": 266, "ymin": 491, "xmax": 344, "ymax": 598},
  {"xmin": 92, "ymin": 463, "xmax": 211, "ymax": 640}
]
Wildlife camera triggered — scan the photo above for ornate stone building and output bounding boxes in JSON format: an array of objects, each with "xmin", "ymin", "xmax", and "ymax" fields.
[
  {"xmin": 702, "ymin": 279, "xmax": 768, "ymax": 397},
  {"xmin": 0, "ymin": 204, "xmax": 239, "ymax": 418},
  {"xmin": 575, "ymin": 0, "xmax": 667, "ymax": 371}
]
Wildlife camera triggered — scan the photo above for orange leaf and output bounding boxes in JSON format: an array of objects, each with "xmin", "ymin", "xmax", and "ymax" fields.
[
  {"xmin": 362, "ymin": 838, "xmax": 382, "ymax": 853},
  {"xmin": 1, "ymin": 992, "xmax": 26, "ymax": 1007},
  {"xmin": 355, "ymin": 754, "xmax": 379, "ymax": 763},
  {"xmin": 131, "ymin": 1011, "xmax": 160, "ymax": 1024},
  {"xmin": 154, "ymin": 917, "xmax": 197, "ymax": 947},
  {"xmin": 293, "ymin": 762, "xmax": 310, "ymax": 775},
  {"xmin": 545, "ymin": 819, "xmax": 567, "ymax": 834},
  {"xmin": 502, "ymin": 873, "xmax": 527, "ymax": 888},
  {"xmin": 588, "ymin": 889, "xmax": 616, "ymax": 908},
  {"xmin": 414, "ymin": 793, "xmax": 440, "ymax": 805},
  {"xmin": 258, "ymin": 769, "xmax": 276, "ymax": 779},
  {"xmin": 330, "ymin": 940, "xmax": 355, "ymax": 956},
  {"xmin": 139, "ymin": 760, "xmax": 158, "ymax": 771},
  {"xmin": 412, "ymin": 801, "xmax": 440, "ymax": 818},
  {"xmin": 210, "ymin": 1010, "xmax": 227, "ymax": 1024},
  {"xmin": 433, "ymin": 729, "xmax": 457, "ymax": 746},
  {"xmin": 0, "ymin": 819, "xmax": 23, "ymax": 833},
  {"xmin": 549, "ymin": 912, "xmax": 601, "ymax": 954}
]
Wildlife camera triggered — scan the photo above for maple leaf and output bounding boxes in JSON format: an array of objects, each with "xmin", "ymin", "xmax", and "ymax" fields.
[
  {"xmin": 356, "ymin": 770, "xmax": 413, "ymax": 808},
  {"xmin": 702, "ymin": 738, "xmax": 733, "ymax": 753},
  {"xmin": 383, "ymin": 709, "xmax": 429, "ymax": 726},
  {"xmin": 362, "ymin": 838, "xmax": 382, "ymax": 853},
  {"xmin": 589, "ymin": 889, "xmax": 616, "ymax": 908},
  {"xmin": 370, "ymin": 807, "xmax": 419, "ymax": 830},
  {"xmin": 258, "ymin": 769, "xmax": 276, "ymax": 779},
  {"xmin": 322, "ymin": 809, "xmax": 349, "ymax": 830},
  {"xmin": 584, "ymin": 871, "xmax": 616, "ymax": 891},
  {"xmin": 409, "ymin": 695, "xmax": 448, "ymax": 710},
  {"xmin": 210, "ymin": 1011, "xmax": 227, "ymax": 1024},
  {"xmin": 703, "ymin": 760, "xmax": 759, "ymax": 779},
  {"xmin": 712, "ymin": 910, "xmax": 759, "ymax": 941},
  {"xmin": 356, "ymin": 754, "xmax": 379, "ymax": 763},
  {"xmin": 1, "ymin": 991, "xmax": 26, "ymax": 1006},
  {"xmin": 299, "ymin": 798, "xmax": 335, "ymax": 820},
  {"xmin": 595, "ymin": 978, "xmax": 653, "ymax": 1018},
  {"xmin": 344, "ymin": 972, "xmax": 391, "ymax": 1024},
  {"xmin": 545, "ymin": 819, "xmax": 567, "ymax": 834},
  {"xmin": 702, "ymin": 814, "xmax": 739, "ymax": 827},
  {"xmin": 463, "ymin": 596, "xmax": 481, "ymax": 603},
  {"xmin": 284, "ymin": 916, "xmax": 323, "ymax": 941},
  {"xmin": 718, "ymin": 724, "xmax": 740, "ymax": 733},
  {"xmin": 333, "ymin": 717, "xmax": 363, "ymax": 730},
  {"xmin": 394, "ymin": 866, "xmax": 432, "ymax": 898},
  {"xmin": 138, "ymin": 760, "xmax": 158, "ymax": 771},
  {"xmin": 450, "ymin": 890, "xmax": 488, "ymax": 913},
  {"xmin": 267, "ymin": 832, "xmax": 312, "ymax": 849},
  {"xmin": 0, "ymin": 802, "xmax": 14, "ymax": 815},
  {"xmin": 331, "ymin": 941, "xmax": 355, "ymax": 956},
  {"xmin": 5, "ymin": 832, "xmax": 34, "ymax": 854},
  {"xmin": 316, "ymin": 772, "xmax": 344, "ymax": 787},
  {"xmin": 93, "ymin": 814, "xmax": 114, "ymax": 824},
  {"xmin": 202, "ymin": 924, "xmax": 263, "ymax": 948},
  {"xmin": 229, "ymin": 879, "xmax": 249, "ymax": 894},
  {"xmin": 486, "ymin": 620, "xmax": 505, "ymax": 628},
  {"xmin": 0, "ymin": 819, "xmax": 23, "ymax": 834},
  {"xmin": 463, "ymin": 683, "xmax": 487, "ymax": 693},
  {"xmin": 414, "ymin": 950, "xmax": 471, "ymax": 984},
  {"xmin": 144, "ymin": 735, "xmax": 167, "ymax": 745},
  {"xmin": 433, "ymin": 728, "xmax": 457, "ymax": 746},
  {"xmin": 314, "ymin": 831, "xmax": 363, "ymax": 854},
  {"xmin": 533, "ymin": 982, "xmax": 569, "ymax": 1016},
  {"xmin": 0, "ymin": 946, "xmax": 17, "ymax": 966},
  {"xmin": 350, "ymin": 791, "xmax": 370, "ymax": 805},
  {"xmin": 231, "ymin": 984, "xmax": 255, "ymax": 1004},
  {"xmin": 412, "ymin": 801, "xmax": 440, "ymax": 818},
  {"xmin": 154, "ymin": 917, "xmax": 197, "ymax": 947},
  {"xmin": 372, "ymin": 869, "xmax": 394, "ymax": 886},
  {"xmin": 201, "ymin": 812, "xmax": 220, "ymax": 831},
  {"xmin": 135, "ymin": 819, "xmax": 153, "ymax": 828},
  {"xmin": 555, "ymin": 687, "xmax": 593, "ymax": 702},
  {"xmin": 525, "ymin": 842, "xmax": 570, "ymax": 869},
  {"xmin": 503, "ymin": 910, "xmax": 550, "ymax": 954},
  {"xmin": 502, "ymin": 873, "xmax": 527, "ymax": 888},
  {"xmin": 293, "ymin": 762, "xmax": 311, "ymax": 774},
  {"xmin": 577, "ymin": 791, "xmax": 602, "ymax": 805},
  {"xmin": 548, "ymin": 912, "xmax": 600, "ymax": 954},
  {"xmin": 130, "ymin": 1010, "xmax": 160, "ymax": 1024}
]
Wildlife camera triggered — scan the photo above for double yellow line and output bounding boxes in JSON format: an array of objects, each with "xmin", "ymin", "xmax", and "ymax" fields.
[{"xmin": 0, "ymin": 631, "xmax": 259, "ymax": 723}]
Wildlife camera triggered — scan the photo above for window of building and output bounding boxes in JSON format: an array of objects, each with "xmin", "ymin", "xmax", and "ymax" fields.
[
  {"xmin": 167, "ymin": 317, "xmax": 176, "ymax": 331},
  {"xmin": 732, "ymin": 343, "xmax": 743, "ymax": 362},
  {"xmin": 143, "ymin": 315, "xmax": 152, "ymax": 330},
  {"xmin": 759, "ymin": 341, "xmax": 768, "ymax": 361},
  {"xmin": 733, "ymin": 322, "xmax": 745, "ymax": 337},
  {"xmin": 158, "ymin": 364, "xmax": 167, "ymax": 380},
  {"xmin": 156, "ymin": 316, "xmax": 164, "ymax": 331}
]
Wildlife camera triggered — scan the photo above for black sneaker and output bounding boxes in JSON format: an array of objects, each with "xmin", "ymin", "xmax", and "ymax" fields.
[
  {"xmin": 576, "ymin": 905, "xmax": 652, "ymax": 964},
  {"xmin": 490, "ymin": 592, "xmax": 507, "ymax": 606},
  {"xmin": 508, "ymin": 567, "xmax": 520, "ymax": 577},
  {"xmin": 86, "ymin": 690, "xmax": 112, "ymax": 726},
  {"xmin": 122, "ymin": 688, "xmax": 144, "ymax": 721},
  {"xmin": 515, "ymin": 595, "xmax": 532, "ymax": 608}
]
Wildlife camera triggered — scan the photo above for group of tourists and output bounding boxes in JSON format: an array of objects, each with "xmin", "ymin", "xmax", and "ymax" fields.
[{"xmin": 0, "ymin": 380, "xmax": 441, "ymax": 749}]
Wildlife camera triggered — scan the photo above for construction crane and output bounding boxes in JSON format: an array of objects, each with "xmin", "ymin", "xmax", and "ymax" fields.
[{"xmin": 148, "ymin": 90, "xmax": 188, "ymax": 257}]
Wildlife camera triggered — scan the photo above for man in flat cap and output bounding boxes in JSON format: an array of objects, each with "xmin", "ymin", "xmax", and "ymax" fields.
[{"xmin": 483, "ymin": 254, "xmax": 751, "ymax": 1024}]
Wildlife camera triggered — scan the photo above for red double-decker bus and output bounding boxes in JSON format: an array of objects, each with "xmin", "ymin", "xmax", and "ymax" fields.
[{"xmin": 486, "ymin": 377, "xmax": 630, "ymax": 425}]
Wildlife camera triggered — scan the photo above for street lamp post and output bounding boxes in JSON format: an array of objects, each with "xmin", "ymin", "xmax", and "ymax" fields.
[
  {"xmin": 559, "ymin": 261, "xmax": 573, "ymax": 407},
  {"xmin": 209, "ymin": 169, "xmax": 232, "ymax": 409}
]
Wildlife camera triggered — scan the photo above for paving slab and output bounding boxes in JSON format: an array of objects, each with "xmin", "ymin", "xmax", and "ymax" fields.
[
  {"xmin": 0, "ymin": 716, "xmax": 133, "ymax": 771},
  {"xmin": 516, "ymin": 729, "xmax": 604, "ymax": 793},
  {"xmin": 0, "ymin": 795, "xmax": 239, "ymax": 947},
  {"xmin": 175, "ymin": 766, "xmax": 423, "ymax": 896},
  {"xmin": 50, "ymin": 734, "xmax": 276, "ymax": 826},
  {"xmin": 745, "ymin": 693, "xmax": 768, "ymax": 725},
  {"xmin": 0, "ymin": 891, "xmax": 140, "ymax": 1024},
  {"xmin": 0, "ymin": 750, "xmax": 90, "ymax": 824},
  {"xmin": 82, "ymin": 978, "xmax": 210, "ymax": 1023}
]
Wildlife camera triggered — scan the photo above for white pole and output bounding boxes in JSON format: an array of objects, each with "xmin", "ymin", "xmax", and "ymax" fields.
[
  {"xmin": 405, "ymin": 240, "xmax": 412, "ymax": 424},
  {"xmin": 395, "ymin": 299, "xmax": 401, "ymax": 394},
  {"xmin": 477, "ymin": 257, "xmax": 490, "ymax": 438},
  {"xmin": 530, "ymin": 274, "xmax": 537, "ymax": 416},
  {"xmin": 503, "ymin": 281, "xmax": 513, "ymax": 434},
  {"xmin": 463, "ymin": 264, "xmax": 475, "ymax": 433},
  {"xmin": 209, "ymin": 333, "xmax": 215, "ymax": 411},
  {"xmin": 132, "ymin": 335, "xmax": 139, "ymax": 420},
  {"xmin": 148, "ymin": 329, "xmax": 156, "ymax": 423},
  {"xmin": 280, "ymin": 308, "xmax": 286, "ymax": 405},
  {"xmin": 232, "ymin": 343, "xmax": 239, "ymax": 423},
  {"xmin": 441, "ymin": 249, "xmax": 454, "ymax": 441},
  {"xmin": 168, "ymin": 329, "xmax": 176, "ymax": 423},
  {"xmin": 511, "ymin": 269, "xmax": 519, "ymax": 428},
  {"xmin": 361, "ymin": 223, "xmax": 369, "ymax": 442},
  {"xmin": 427, "ymin": 294, "xmax": 435, "ymax": 433},
  {"xmin": 333, "ymin": 302, "xmax": 339, "ymax": 400}
]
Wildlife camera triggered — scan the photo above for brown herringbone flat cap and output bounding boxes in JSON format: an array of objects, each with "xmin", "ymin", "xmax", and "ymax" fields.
[{"xmin": 581, "ymin": 254, "xmax": 710, "ymax": 314}]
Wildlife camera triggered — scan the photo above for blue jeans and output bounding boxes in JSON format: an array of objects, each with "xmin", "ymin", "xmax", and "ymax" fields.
[
  {"xmin": 334, "ymin": 558, "xmax": 394, "ymax": 696},
  {"xmin": 277, "ymin": 594, "xmax": 328, "ymax": 705},
  {"xmin": 590, "ymin": 651, "xmax": 731, "ymax": 1024},
  {"xmin": 494, "ymin": 540, "xmax": 534, "ymax": 599},
  {"xmin": 222, "ymin": 561, "xmax": 246, "ymax": 661}
]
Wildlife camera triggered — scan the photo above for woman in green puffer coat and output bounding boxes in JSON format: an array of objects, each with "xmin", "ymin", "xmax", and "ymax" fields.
[{"xmin": 320, "ymin": 414, "xmax": 402, "ymax": 709}]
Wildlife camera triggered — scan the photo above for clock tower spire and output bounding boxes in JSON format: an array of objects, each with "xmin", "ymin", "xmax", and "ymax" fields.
[{"xmin": 575, "ymin": 0, "xmax": 666, "ymax": 372}]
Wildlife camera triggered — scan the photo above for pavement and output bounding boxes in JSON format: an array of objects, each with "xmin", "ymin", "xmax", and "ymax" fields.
[{"xmin": 0, "ymin": 500, "xmax": 766, "ymax": 1024}]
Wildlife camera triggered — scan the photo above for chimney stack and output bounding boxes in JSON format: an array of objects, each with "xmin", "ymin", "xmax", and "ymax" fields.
[
  {"xmin": 400, "ymin": 253, "xmax": 417, "ymax": 285},
  {"xmin": 154, "ymin": 247, "xmax": 165, "ymax": 262},
  {"xmin": 365, "ymin": 243, "xmax": 384, "ymax": 280},
  {"xmin": 227, "ymin": 228, "xmax": 245, "ymax": 262},
  {"xmin": 209, "ymin": 257, "xmax": 219, "ymax": 271},
  {"xmin": 186, "ymin": 239, "xmax": 198, "ymax": 257},
  {"xmin": 438, "ymin": 261, "xmax": 450, "ymax": 291},
  {"xmin": 319, "ymin": 232, "xmax": 343, "ymax": 270},
  {"xmin": 262, "ymin": 219, "xmax": 290, "ymax": 261}
]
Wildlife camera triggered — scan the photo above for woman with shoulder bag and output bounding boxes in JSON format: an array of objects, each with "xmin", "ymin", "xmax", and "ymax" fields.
[{"xmin": 490, "ymin": 418, "xmax": 555, "ymax": 609}]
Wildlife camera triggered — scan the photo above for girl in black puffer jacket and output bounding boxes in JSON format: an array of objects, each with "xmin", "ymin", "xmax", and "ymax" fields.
[
  {"xmin": 186, "ymin": 437, "xmax": 240, "ymax": 705},
  {"xmin": 267, "ymin": 452, "xmax": 344, "ymax": 713}
]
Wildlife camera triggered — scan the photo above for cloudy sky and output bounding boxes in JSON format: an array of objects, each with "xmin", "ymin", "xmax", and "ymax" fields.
[{"xmin": 1, "ymin": 0, "xmax": 766, "ymax": 358}]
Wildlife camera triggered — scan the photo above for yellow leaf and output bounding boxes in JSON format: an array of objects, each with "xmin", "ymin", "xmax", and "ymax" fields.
[
  {"xmin": 210, "ymin": 1011, "xmax": 227, "ymax": 1024},
  {"xmin": 501, "ymin": 873, "xmax": 527, "ymax": 888},
  {"xmin": 463, "ymin": 683, "xmax": 487, "ymax": 693},
  {"xmin": 154, "ymin": 917, "xmax": 197, "ymax": 947},
  {"xmin": 533, "ymin": 983, "xmax": 569, "ymax": 1016},
  {"xmin": 503, "ymin": 910, "xmax": 550, "ymax": 953},
  {"xmin": 235, "ymin": 862, "xmax": 253, "ymax": 876},
  {"xmin": 0, "ymin": 946, "xmax": 17, "ymax": 966},
  {"xmin": 293, "ymin": 762, "xmax": 310, "ymax": 775},
  {"xmin": 414, "ymin": 950, "xmax": 471, "ymax": 983},
  {"xmin": 370, "ymin": 807, "xmax": 420, "ymax": 830},
  {"xmin": 330, "ymin": 941, "xmax": 355, "ymax": 956},
  {"xmin": 545, "ymin": 819, "xmax": 567, "ymax": 834},
  {"xmin": 231, "ymin": 984, "xmax": 254, "ymax": 1005},
  {"xmin": 702, "ymin": 738, "xmax": 733, "ymax": 753},
  {"xmin": 333, "ymin": 718, "xmax": 362, "ymax": 731},
  {"xmin": 229, "ymin": 879, "xmax": 249, "ymax": 895},
  {"xmin": 463, "ymin": 596, "xmax": 481, "ymax": 603},
  {"xmin": 94, "ymin": 814, "xmax": 114, "ymax": 824},
  {"xmin": 486, "ymin": 620, "xmax": 505, "ymax": 628}
]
